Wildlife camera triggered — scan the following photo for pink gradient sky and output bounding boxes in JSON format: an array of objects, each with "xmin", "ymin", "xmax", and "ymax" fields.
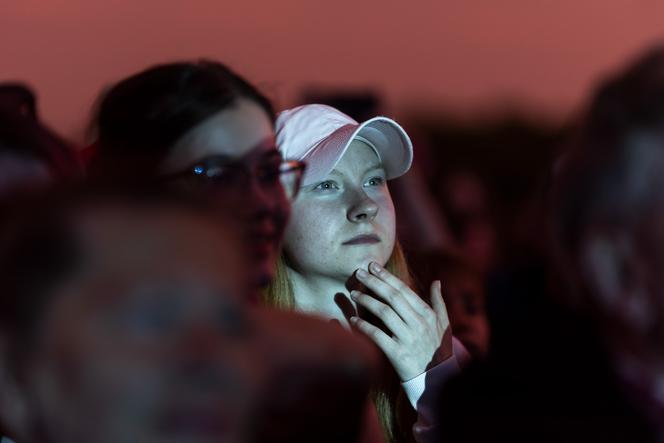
[{"xmin": 3, "ymin": 0, "xmax": 664, "ymax": 139}]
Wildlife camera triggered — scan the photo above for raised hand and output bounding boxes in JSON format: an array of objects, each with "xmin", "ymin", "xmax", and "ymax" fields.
[{"xmin": 350, "ymin": 261, "xmax": 453, "ymax": 382}]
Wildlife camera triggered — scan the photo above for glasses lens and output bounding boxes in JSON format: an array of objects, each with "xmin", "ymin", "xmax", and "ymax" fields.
[
  {"xmin": 172, "ymin": 158, "xmax": 304, "ymax": 199},
  {"xmin": 197, "ymin": 161, "xmax": 250, "ymax": 190},
  {"xmin": 279, "ymin": 161, "xmax": 305, "ymax": 200}
]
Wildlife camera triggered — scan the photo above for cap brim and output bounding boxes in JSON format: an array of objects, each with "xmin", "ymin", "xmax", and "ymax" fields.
[{"xmin": 300, "ymin": 117, "xmax": 413, "ymax": 186}]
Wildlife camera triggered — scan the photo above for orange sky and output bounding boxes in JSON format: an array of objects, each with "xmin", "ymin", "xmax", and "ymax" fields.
[{"xmin": 3, "ymin": 0, "xmax": 664, "ymax": 139}]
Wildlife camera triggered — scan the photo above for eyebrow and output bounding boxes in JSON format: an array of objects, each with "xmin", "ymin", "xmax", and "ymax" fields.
[
  {"xmin": 233, "ymin": 140, "xmax": 281, "ymax": 163},
  {"xmin": 364, "ymin": 163, "xmax": 383, "ymax": 173},
  {"xmin": 204, "ymin": 153, "xmax": 234, "ymax": 163},
  {"xmin": 232, "ymin": 137, "xmax": 279, "ymax": 162}
]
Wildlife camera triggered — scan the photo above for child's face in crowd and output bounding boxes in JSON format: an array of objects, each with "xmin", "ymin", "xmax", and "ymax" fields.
[
  {"xmin": 160, "ymin": 98, "xmax": 290, "ymax": 288},
  {"xmin": 283, "ymin": 140, "xmax": 396, "ymax": 280},
  {"xmin": 444, "ymin": 274, "xmax": 489, "ymax": 358},
  {"xmin": 11, "ymin": 209, "xmax": 262, "ymax": 443}
]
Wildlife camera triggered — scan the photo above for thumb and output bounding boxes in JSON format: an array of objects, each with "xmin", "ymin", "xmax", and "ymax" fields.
[{"xmin": 430, "ymin": 280, "xmax": 449, "ymax": 322}]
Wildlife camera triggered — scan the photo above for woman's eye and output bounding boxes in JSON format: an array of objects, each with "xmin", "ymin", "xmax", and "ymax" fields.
[
  {"xmin": 312, "ymin": 180, "xmax": 339, "ymax": 191},
  {"xmin": 365, "ymin": 176, "xmax": 385, "ymax": 187}
]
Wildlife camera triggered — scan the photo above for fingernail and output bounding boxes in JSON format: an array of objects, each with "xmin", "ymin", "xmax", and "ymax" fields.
[
  {"xmin": 356, "ymin": 269, "xmax": 368, "ymax": 278},
  {"xmin": 350, "ymin": 290, "xmax": 359, "ymax": 299},
  {"xmin": 350, "ymin": 316, "xmax": 358, "ymax": 324},
  {"xmin": 369, "ymin": 262, "xmax": 381, "ymax": 273}
]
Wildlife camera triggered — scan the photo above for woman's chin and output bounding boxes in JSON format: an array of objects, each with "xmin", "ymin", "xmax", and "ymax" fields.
[
  {"xmin": 361, "ymin": 250, "xmax": 390, "ymax": 266},
  {"xmin": 343, "ymin": 253, "xmax": 390, "ymax": 274}
]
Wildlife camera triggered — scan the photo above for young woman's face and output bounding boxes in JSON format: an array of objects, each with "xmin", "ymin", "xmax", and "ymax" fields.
[
  {"xmin": 284, "ymin": 140, "xmax": 396, "ymax": 281},
  {"xmin": 160, "ymin": 98, "xmax": 289, "ymax": 288}
]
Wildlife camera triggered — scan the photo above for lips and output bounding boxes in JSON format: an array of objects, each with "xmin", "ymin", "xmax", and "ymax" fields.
[{"xmin": 342, "ymin": 234, "xmax": 381, "ymax": 245}]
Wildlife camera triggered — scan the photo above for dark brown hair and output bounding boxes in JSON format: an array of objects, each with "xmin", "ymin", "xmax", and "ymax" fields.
[{"xmin": 88, "ymin": 60, "xmax": 274, "ymax": 179}]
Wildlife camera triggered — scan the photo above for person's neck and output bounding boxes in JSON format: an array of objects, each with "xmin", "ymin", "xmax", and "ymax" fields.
[{"xmin": 286, "ymin": 266, "xmax": 358, "ymax": 328}]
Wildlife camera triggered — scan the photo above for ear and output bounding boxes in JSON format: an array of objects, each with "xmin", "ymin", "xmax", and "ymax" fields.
[
  {"xmin": 0, "ymin": 338, "xmax": 31, "ymax": 440},
  {"xmin": 580, "ymin": 231, "xmax": 654, "ymax": 333}
]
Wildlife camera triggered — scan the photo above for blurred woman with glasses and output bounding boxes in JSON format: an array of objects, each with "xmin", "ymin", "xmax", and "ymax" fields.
[{"xmin": 87, "ymin": 61, "xmax": 304, "ymax": 289}]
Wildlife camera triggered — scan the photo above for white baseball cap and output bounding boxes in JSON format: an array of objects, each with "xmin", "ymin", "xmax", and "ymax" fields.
[{"xmin": 276, "ymin": 104, "xmax": 413, "ymax": 186}]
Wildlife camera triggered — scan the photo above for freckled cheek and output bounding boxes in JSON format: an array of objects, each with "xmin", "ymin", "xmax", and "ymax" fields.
[
  {"xmin": 284, "ymin": 203, "xmax": 337, "ymax": 251},
  {"xmin": 373, "ymin": 194, "xmax": 396, "ymax": 236}
]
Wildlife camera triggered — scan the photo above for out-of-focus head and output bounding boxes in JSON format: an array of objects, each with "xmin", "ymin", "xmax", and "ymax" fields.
[
  {"xmin": 0, "ymin": 188, "xmax": 262, "ymax": 443},
  {"xmin": 0, "ymin": 117, "xmax": 51, "ymax": 197},
  {"xmin": 552, "ymin": 46, "xmax": 664, "ymax": 372},
  {"xmin": 0, "ymin": 83, "xmax": 36, "ymax": 118},
  {"xmin": 89, "ymin": 61, "xmax": 303, "ymax": 287},
  {"xmin": 276, "ymin": 104, "xmax": 412, "ymax": 279},
  {"xmin": 0, "ymin": 187, "xmax": 378, "ymax": 443},
  {"xmin": 0, "ymin": 84, "xmax": 81, "ymax": 200},
  {"xmin": 410, "ymin": 250, "xmax": 489, "ymax": 358},
  {"xmin": 434, "ymin": 170, "xmax": 496, "ymax": 274}
]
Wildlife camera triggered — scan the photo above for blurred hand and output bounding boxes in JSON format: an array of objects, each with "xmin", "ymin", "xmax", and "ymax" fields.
[
  {"xmin": 351, "ymin": 261, "xmax": 453, "ymax": 381},
  {"xmin": 250, "ymin": 308, "xmax": 379, "ymax": 443}
]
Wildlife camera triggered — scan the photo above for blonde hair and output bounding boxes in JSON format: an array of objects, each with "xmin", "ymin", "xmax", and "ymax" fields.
[{"xmin": 264, "ymin": 241, "xmax": 416, "ymax": 443}]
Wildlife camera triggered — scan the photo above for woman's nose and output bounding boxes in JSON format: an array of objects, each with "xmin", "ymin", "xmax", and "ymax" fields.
[
  {"xmin": 240, "ymin": 174, "xmax": 287, "ymax": 219},
  {"xmin": 347, "ymin": 190, "xmax": 379, "ymax": 223}
]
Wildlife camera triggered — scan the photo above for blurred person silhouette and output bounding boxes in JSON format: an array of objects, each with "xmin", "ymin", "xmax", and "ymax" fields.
[
  {"xmin": 270, "ymin": 104, "xmax": 468, "ymax": 443},
  {"xmin": 0, "ymin": 84, "xmax": 81, "ymax": 200},
  {"xmin": 551, "ymin": 45, "xmax": 664, "ymax": 439},
  {"xmin": 248, "ymin": 307, "xmax": 379, "ymax": 443},
  {"xmin": 410, "ymin": 250, "xmax": 489, "ymax": 359},
  {"xmin": 435, "ymin": 170, "xmax": 497, "ymax": 275},
  {"xmin": 0, "ymin": 187, "xmax": 377, "ymax": 443},
  {"xmin": 432, "ymin": 46, "xmax": 664, "ymax": 443},
  {"xmin": 87, "ymin": 61, "xmax": 305, "ymax": 289},
  {"xmin": 0, "ymin": 188, "xmax": 259, "ymax": 443},
  {"xmin": 0, "ymin": 84, "xmax": 36, "ymax": 119}
]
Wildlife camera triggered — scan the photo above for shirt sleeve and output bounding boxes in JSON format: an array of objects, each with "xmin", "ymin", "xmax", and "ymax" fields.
[{"xmin": 401, "ymin": 337, "xmax": 469, "ymax": 443}]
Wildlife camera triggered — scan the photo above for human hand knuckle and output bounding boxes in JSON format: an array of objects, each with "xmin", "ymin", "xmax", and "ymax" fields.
[{"xmin": 378, "ymin": 305, "xmax": 391, "ymax": 317}]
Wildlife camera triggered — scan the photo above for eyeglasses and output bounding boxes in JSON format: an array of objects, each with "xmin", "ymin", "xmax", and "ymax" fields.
[{"xmin": 161, "ymin": 156, "xmax": 306, "ymax": 201}]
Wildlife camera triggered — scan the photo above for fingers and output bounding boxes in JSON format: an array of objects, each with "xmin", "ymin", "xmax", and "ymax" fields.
[
  {"xmin": 356, "ymin": 263, "xmax": 431, "ymax": 316},
  {"xmin": 430, "ymin": 280, "xmax": 449, "ymax": 322},
  {"xmin": 355, "ymin": 267, "xmax": 422, "ymax": 325},
  {"xmin": 370, "ymin": 262, "xmax": 432, "ymax": 313},
  {"xmin": 431, "ymin": 280, "xmax": 454, "ymax": 361},
  {"xmin": 350, "ymin": 316, "xmax": 395, "ymax": 354},
  {"xmin": 350, "ymin": 290, "xmax": 405, "ymax": 337}
]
